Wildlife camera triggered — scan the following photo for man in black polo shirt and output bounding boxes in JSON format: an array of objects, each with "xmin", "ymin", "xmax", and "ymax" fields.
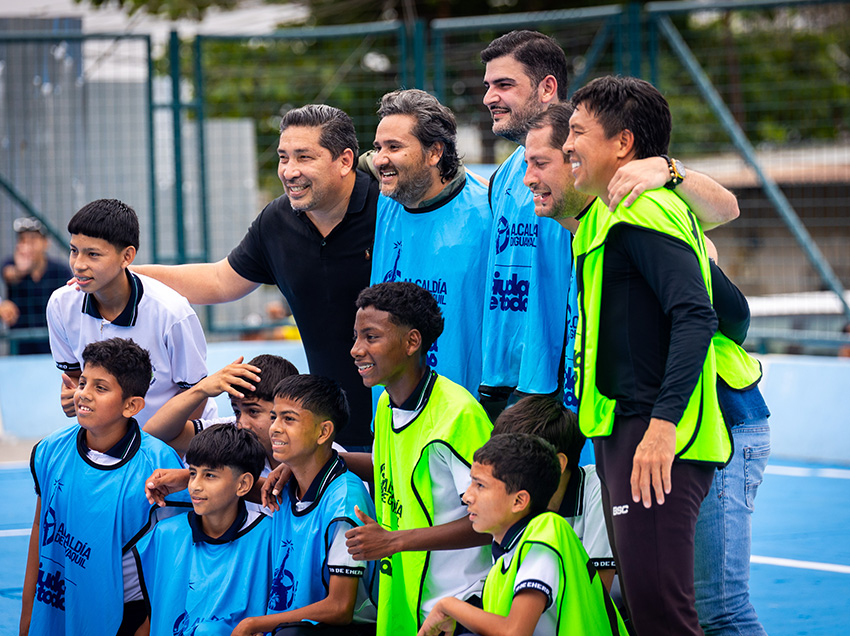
[{"xmin": 135, "ymin": 105, "xmax": 379, "ymax": 450}]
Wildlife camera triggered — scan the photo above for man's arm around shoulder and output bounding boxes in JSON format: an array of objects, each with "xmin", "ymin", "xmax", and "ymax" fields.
[{"xmin": 133, "ymin": 258, "xmax": 258, "ymax": 305}]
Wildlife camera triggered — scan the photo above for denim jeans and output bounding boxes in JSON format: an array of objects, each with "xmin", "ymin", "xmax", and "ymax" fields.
[{"xmin": 694, "ymin": 417, "xmax": 770, "ymax": 635}]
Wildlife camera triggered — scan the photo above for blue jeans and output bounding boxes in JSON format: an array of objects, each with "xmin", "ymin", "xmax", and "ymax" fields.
[{"xmin": 694, "ymin": 418, "xmax": 770, "ymax": 636}]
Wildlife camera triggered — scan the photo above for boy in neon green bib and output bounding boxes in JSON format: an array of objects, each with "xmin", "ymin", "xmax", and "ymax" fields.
[
  {"xmin": 419, "ymin": 433, "xmax": 625, "ymax": 636},
  {"xmin": 344, "ymin": 282, "xmax": 493, "ymax": 635}
]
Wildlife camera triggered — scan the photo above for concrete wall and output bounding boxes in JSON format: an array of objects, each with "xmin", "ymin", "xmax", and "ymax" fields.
[{"xmin": 1, "ymin": 349, "xmax": 848, "ymax": 466}]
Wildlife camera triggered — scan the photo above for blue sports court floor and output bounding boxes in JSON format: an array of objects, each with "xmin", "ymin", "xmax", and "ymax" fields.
[{"xmin": 1, "ymin": 456, "xmax": 847, "ymax": 634}]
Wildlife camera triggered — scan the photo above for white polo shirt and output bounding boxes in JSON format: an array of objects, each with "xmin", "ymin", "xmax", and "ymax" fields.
[{"xmin": 47, "ymin": 271, "xmax": 216, "ymax": 427}]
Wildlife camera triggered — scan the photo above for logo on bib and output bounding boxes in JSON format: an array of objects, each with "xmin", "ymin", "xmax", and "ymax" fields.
[
  {"xmin": 489, "ymin": 271, "xmax": 529, "ymax": 312},
  {"xmin": 495, "ymin": 216, "xmax": 538, "ymax": 255}
]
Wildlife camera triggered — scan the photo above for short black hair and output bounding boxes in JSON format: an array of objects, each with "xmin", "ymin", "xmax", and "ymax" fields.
[
  {"xmin": 493, "ymin": 396, "xmax": 585, "ymax": 472},
  {"xmin": 273, "ymin": 374, "xmax": 350, "ymax": 440},
  {"xmin": 279, "ymin": 104, "xmax": 359, "ymax": 159},
  {"xmin": 244, "ymin": 354, "xmax": 299, "ymax": 403},
  {"xmin": 481, "ymin": 30, "xmax": 569, "ymax": 101},
  {"xmin": 68, "ymin": 199, "xmax": 140, "ymax": 250},
  {"xmin": 81, "ymin": 337, "xmax": 151, "ymax": 399},
  {"xmin": 527, "ymin": 103, "xmax": 574, "ymax": 153},
  {"xmin": 355, "ymin": 282, "xmax": 444, "ymax": 355},
  {"xmin": 570, "ymin": 75, "xmax": 671, "ymax": 159},
  {"xmin": 185, "ymin": 423, "xmax": 266, "ymax": 484},
  {"xmin": 474, "ymin": 433, "xmax": 561, "ymax": 517},
  {"xmin": 378, "ymin": 89, "xmax": 459, "ymax": 182}
]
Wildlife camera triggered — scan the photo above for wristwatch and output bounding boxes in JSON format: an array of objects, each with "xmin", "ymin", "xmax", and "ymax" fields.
[{"xmin": 661, "ymin": 155, "xmax": 686, "ymax": 189}]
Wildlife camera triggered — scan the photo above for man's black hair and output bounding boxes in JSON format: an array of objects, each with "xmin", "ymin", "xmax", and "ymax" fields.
[
  {"xmin": 81, "ymin": 337, "xmax": 151, "ymax": 399},
  {"xmin": 570, "ymin": 75, "xmax": 672, "ymax": 159},
  {"xmin": 527, "ymin": 103, "xmax": 575, "ymax": 154},
  {"xmin": 244, "ymin": 354, "xmax": 299, "ymax": 403},
  {"xmin": 481, "ymin": 30, "xmax": 569, "ymax": 101},
  {"xmin": 273, "ymin": 374, "xmax": 350, "ymax": 439},
  {"xmin": 355, "ymin": 282, "xmax": 445, "ymax": 355},
  {"xmin": 68, "ymin": 199, "xmax": 140, "ymax": 250},
  {"xmin": 279, "ymin": 104, "xmax": 359, "ymax": 159},
  {"xmin": 185, "ymin": 424, "xmax": 266, "ymax": 484},
  {"xmin": 493, "ymin": 396, "xmax": 585, "ymax": 472},
  {"xmin": 474, "ymin": 433, "xmax": 561, "ymax": 517},
  {"xmin": 378, "ymin": 89, "xmax": 460, "ymax": 182}
]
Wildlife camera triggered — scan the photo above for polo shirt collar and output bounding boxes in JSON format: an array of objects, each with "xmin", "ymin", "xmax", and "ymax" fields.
[
  {"xmin": 81, "ymin": 269, "xmax": 144, "ymax": 327},
  {"xmin": 290, "ymin": 450, "xmax": 345, "ymax": 513},
  {"xmin": 492, "ymin": 514, "xmax": 533, "ymax": 561},
  {"xmin": 79, "ymin": 417, "xmax": 140, "ymax": 459},
  {"xmin": 390, "ymin": 368, "xmax": 435, "ymax": 410},
  {"xmin": 189, "ymin": 499, "xmax": 248, "ymax": 544},
  {"xmin": 557, "ymin": 466, "xmax": 586, "ymax": 518}
]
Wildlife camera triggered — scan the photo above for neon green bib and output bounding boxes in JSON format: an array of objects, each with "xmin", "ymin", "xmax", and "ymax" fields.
[
  {"xmin": 483, "ymin": 512, "xmax": 626, "ymax": 635},
  {"xmin": 371, "ymin": 374, "xmax": 493, "ymax": 635},
  {"xmin": 572, "ymin": 191, "xmax": 731, "ymax": 464},
  {"xmin": 713, "ymin": 333, "xmax": 762, "ymax": 390}
]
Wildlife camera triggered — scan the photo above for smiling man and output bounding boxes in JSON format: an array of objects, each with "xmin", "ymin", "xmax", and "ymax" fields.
[
  {"xmin": 369, "ymin": 89, "xmax": 492, "ymax": 397},
  {"xmin": 561, "ymin": 78, "xmax": 733, "ymax": 636},
  {"xmin": 133, "ymin": 105, "xmax": 379, "ymax": 451}
]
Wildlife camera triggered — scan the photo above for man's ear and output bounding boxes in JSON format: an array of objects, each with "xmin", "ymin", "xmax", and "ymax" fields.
[
  {"xmin": 537, "ymin": 75, "xmax": 558, "ymax": 105},
  {"xmin": 556, "ymin": 452, "xmax": 569, "ymax": 475},
  {"xmin": 122, "ymin": 396, "xmax": 145, "ymax": 419},
  {"xmin": 236, "ymin": 472, "xmax": 254, "ymax": 498},
  {"xmin": 512, "ymin": 489, "xmax": 532, "ymax": 514},
  {"xmin": 427, "ymin": 142, "xmax": 445, "ymax": 170},
  {"xmin": 404, "ymin": 328, "xmax": 423, "ymax": 358},
  {"xmin": 317, "ymin": 419, "xmax": 335, "ymax": 446},
  {"xmin": 617, "ymin": 128, "xmax": 636, "ymax": 160},
  {"xmin": 338, "ymin": 148, "xmax": 356, "ymax": 177}
]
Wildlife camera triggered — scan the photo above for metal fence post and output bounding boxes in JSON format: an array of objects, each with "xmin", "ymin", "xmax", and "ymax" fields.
[
  {"xmin": 169, "ymin": 30, "xmax": 186, "ymax": 265},
  {"xmin": 654, "ymin": 13, "xmax": 850, "ymax": 321}
]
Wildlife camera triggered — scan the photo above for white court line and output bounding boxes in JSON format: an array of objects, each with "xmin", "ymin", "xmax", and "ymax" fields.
[
  {"xmin": 0, "ymin": 461, "xmax": 29, "ymax": 471},
  {"xmin": 766, "ymin": 465, "xmax": 850, "ymax": 479},
  {"xmin": 752, "ymin": 555, "xmax": 850, "ymax": 574},
  {"xmin": 0, "ymin": 528, "xmax": 30, "ymax": 538}
]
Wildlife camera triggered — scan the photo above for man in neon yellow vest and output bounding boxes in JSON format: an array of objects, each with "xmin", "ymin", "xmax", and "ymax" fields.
[
  {"xmin": 553, "ymin": 76, "xmax": 732, "ymax": 636},
  {"xmin": 344, "ymin": 281, "xmax": 493, "ymax": 635}
]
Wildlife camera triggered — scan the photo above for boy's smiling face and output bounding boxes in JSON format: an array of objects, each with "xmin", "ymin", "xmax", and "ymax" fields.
[
  {"xmin": 463, "ymin": 461, "xmax": 525, "ymax": 544},
  {"xmin": 268, "ymin": 397, "xmax": 332, "ymax": 467},
  {"xmin": 351, "ymin": 305, "xmax": 418, "ymax": 390},
  {"xmin": 231, "ymin": 396, "xmax": 275, "ymax": 462},
  {"xmin": 187, "ymin": 463, "xmax": 248, "ymax": 520},
  {"xmin": 74, "ymin": 363, "xmax": 139, "ymax": 434},
  {"xmin": 69, "ymin": 234, "xmax": 134, "ymax": 296}
]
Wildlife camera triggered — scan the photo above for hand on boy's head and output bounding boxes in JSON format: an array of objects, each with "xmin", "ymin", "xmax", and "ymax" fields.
[
  {"xmin": 345, "ymin": 505, "xmax": 397, "ymax": 561},
  {"xmin": 197, "ymin": 357, "xmax": 262, "ymax": 399},
  {"xmin": 145, "ymin": 467, "xmax": 190, "ymax": 507},
  {"xmin": 60, "ymin": 373, "xmax": 79, "ymax": 418}
]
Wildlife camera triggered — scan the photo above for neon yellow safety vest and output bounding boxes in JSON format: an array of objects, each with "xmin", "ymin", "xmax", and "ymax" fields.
[
  {"xmin": 371, "ymin": 374, "xmax": 493, "ymax": 635},
  {"xmin": 713, "ymin": 333, "xmax": 763, "ymax": 390},
  {"xmin": 572, "ymin": 192, "xmax": 731, "ymax": 465},
  {"xmin": 483, "ymin": 512, "xmax": 627, "ymax": 635}
]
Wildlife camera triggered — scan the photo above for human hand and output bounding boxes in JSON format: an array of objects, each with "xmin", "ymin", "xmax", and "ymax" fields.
[
  {"xmin": 145, "ymin": 468, "xmax": 190, "ymax": 507},
  {"xmin": 345, "ymin": 505, "xmax": 398, "ymax": 560},
  {"xmin": 260, "ymin": 463, "xmax": 293, "ymax": 512},
  {"xmin": 0, "ymin": 300, "xmax": 19, "ymax": 327},
  {"xmin": 61, "ymin": 374, "xmax": 78, "ymax": 417},
  {"xmin": 195, "ymin": 357, "xmax": 261, "ymax": 399},
  {"xmin": 607, "ymin": 156, "xmax": 669, "ymax": 211},
  {"xmin": 230, "ymin": 617, "xmax": 263, "ymax": 636},
  {"xmin": 417, "ymin": 599, "xmax": 457, "ymax": 636},
  {"xmin": 630, "ymin": 418, "xmax": 676, "ymax": 507}
]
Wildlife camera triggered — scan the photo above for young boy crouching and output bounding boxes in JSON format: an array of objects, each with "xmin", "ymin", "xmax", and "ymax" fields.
[
  {"xmin": 133, "ymin": 424, "xmax": 273, "ymax": 634},
  {"xmin": 234, "ymin": 374, "xmax": 376, "ymax": 636},
  {"xmin": 21, "ymin": 337, "xmax": 186, "ymax": 636},
  {"xmin": 419, "ymin": 434, "xmax": 626, "ymax": 636}
]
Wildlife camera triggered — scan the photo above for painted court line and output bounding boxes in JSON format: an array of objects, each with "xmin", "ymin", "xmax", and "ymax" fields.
[
  {"xmin": 752, "ymin": 555, "xmax": 850, "ymax": 574},
  {"xmin": 0, "ymin": 529, "xmax": 30, "ymax": 538},
  {"xmin": 765, "ymin": 465, "xmax": 850, "ymax": 479}
]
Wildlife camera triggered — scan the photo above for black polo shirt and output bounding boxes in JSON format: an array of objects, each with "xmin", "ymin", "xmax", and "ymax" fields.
[{"xmin": 228, "ymin": 170, "xmax": 379, "ymax": 448}]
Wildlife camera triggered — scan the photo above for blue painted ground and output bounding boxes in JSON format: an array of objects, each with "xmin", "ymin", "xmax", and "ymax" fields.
[{"xmin": 1, "ymin": 458, "xmax": 848, "ymax": 634}]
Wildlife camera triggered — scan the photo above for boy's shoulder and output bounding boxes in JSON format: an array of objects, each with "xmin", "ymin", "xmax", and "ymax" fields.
[{"xmin": 137, "ymin": 429, "xmax": 184, "ymax": 467}]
